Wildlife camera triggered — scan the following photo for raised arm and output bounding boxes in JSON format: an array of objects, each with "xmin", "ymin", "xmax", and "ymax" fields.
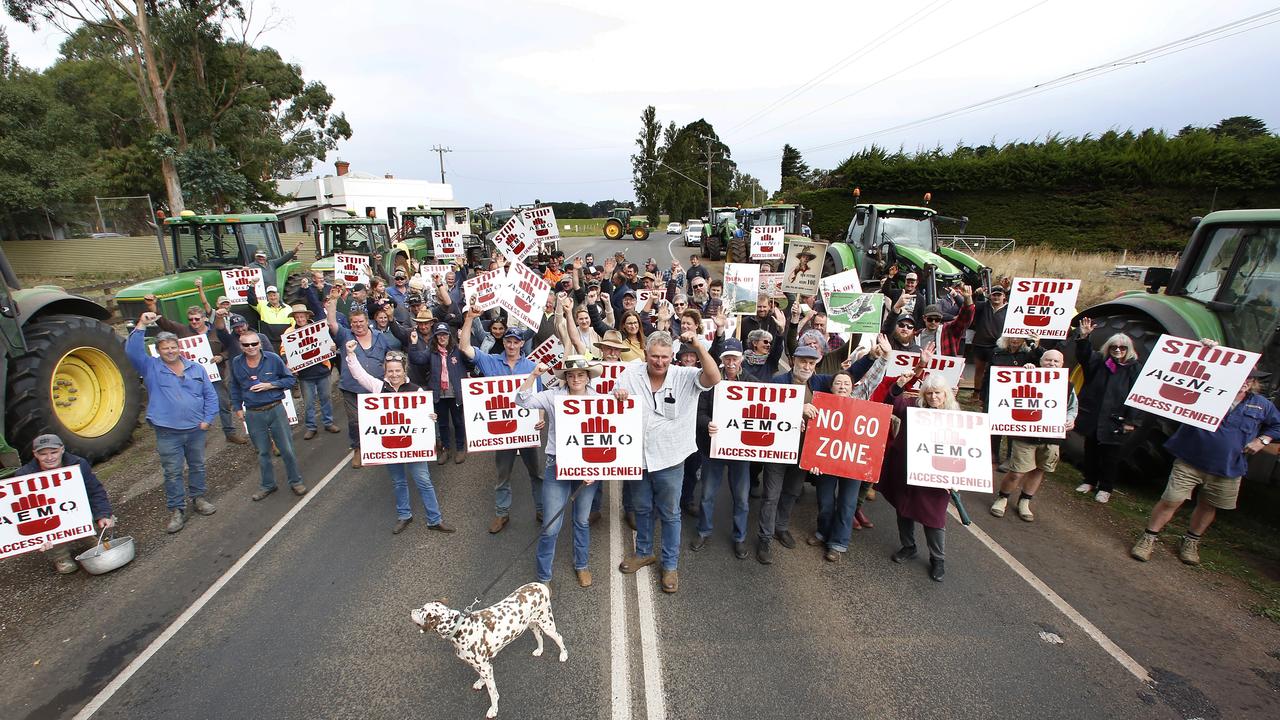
[
  {"xmin": 458, "ymin": 303, "xmax": 479, "ymax": 359},
  {"xmin": 344, "ymin": 341, "xmax": 383, "ymax": 393}
]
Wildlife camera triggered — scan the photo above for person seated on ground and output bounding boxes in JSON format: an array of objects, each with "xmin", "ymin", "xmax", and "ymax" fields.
[{"xmin": 19, "ymin": 434, "xmax": 115, "ymax": 575}]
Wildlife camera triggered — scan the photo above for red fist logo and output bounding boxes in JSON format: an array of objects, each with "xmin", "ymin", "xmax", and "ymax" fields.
[
  {"xmin": 477, "ymin": 285, "xmax": 496, "ymax": 306},
  {"xmin": 486, "ymin": 395, "xmax": 518, "ymax": 435},
  {"xmin": 12, "ymin": 493, "xmax": 61, "ymax": 536},
  {"xmin": 581, "ymin": 417, "xmax": 617, "ymax": 463},
  {"xmin": 380, "ymin": 410, "xmax": 413, "ymax": 448},
  {"xmin": 759, "ymin": 234, "xmax": 775, "ymax": 253},
  {"xmin": 930, "ymin": 431, "xmax": 967, "ymax": 473},
  {"xmin": 741, "ymin": 403, "xmax": 776, "ymax": 447},
  {"xmin": 595, "ymin": 380, "xmax": 615, "ymax": 395},
  {"xmin": 1159, "ymin": 360, "xmax": 1208, "ymax": 404},
  {"xmin": 1010, "ymin": 384, "xmax": 1043, "ymax": 422},
  {"xmin": 532, "ymin": 217, "xmax": 549, "ymax": 237},
  {"xmin": 1023, "ymin": 293, "xmax": 1054, "ymax": 327},
  {"xmin": 514, "ymin": 281, "xmax": 535, "ymax": 313},
  {"xmin": 509, "ymin": 237, "xmax": 527, "ymax": 257}
]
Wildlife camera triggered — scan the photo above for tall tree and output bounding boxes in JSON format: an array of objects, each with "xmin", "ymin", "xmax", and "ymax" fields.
[
  {"xmin": 630, "ymin": 105, "xmax": 663, "ymax": 224},
  {"xmin": 660, "ymin": 119, "xmax": 733, "ymax": 223},
  {"xmin": 1211, "ymin": 115, "xmax": 1269, "ymax": 140},
  {"xmin": 780, "ymin": 143, "xmax": 811, "ymax": 194}
]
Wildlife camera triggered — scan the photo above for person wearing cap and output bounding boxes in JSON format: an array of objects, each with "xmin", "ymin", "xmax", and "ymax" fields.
[
  {"xmin": 245, "ymin": 241, "xmax": 302, "ymax": 279},
  {"xmin": 884, "ymin": 312, "xmax": 921, "ymax": 352},
  {"xmin": 916, "ymin": 286, "xmax": 975, "ymax": 358},
  {"xmin": 884, "ymin": 270, "xmax": 921, "ymax": 313},
  {"xmin": 1131, "ymin": 365, "xmax": 1280, "ymax": 564},
  {"xmin": 246, "ymin": 283, "xmax": 295, "ymax": 351},
  {"xmin": 970, "ymin": 283, "xmax": 1009, "ymax": 395},
  {"xmin": 301, "ymin": 270, "xmax": 333, "ymax": 320},
  {"xmin": 613, "ymin": 330, "xmax": 721, "ymax": 594},
  {"xmin": 460, "ymin": 301, "xmax": 545, "ymax": 532},
  {"xmin": 127, "ymin": 313, "xmax": 220, "ymax": 533},
  {"xmin": 755, "ymin": 344, "xmax": 835, "ymax": 565},
  {"xmin": 214, "ymin": 310, "xmax": 276, "ymax": 357},
  {"xmin": 286, "ymin": 304, "xmax": 340, "ymax": 441},
  {"xmin": 387, "ymin": 268, "xmax": 411, "ymax": 306},
  {"xmin": 691, "ymin": 338, "xmax": 751, "ymax": 559},
  {"xmin": 18, "ymin": 434, "xmax": 114, "ymax": 574},
  {"xmin": 326, "ymin": 285, "xmax": 399, "ymax": 467},
  {"xmin": 515, "ymin": 357, "xmax": 604, "ymax": 587},
  {"xmin": 227, "ymin": 322, "xmax": 306, "ymax": 500},
  {"xmin": 409, "ymin": 319, "xmax": 469, "ymax": 464}
]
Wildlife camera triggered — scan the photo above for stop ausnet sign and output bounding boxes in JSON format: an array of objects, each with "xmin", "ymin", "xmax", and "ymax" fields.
[
  {"xmin": 988, "ymin": 368, "xmax": 1069, "ymax": 438},
  {"xmin": 710, "ymin": 381, "xmax": 806, "ymax": 462},
  {"xmin": 356, "ymin": 392, "xmax": 438, "ymax": 465},
  {"xmin": 462, "ymin": 376, "xmax": 542, "ymax": 451},
  {"xmin": 555, "ymin": 396, "xmax": 643, "ymax": 480},
  {"xmin": 905, "ymin": 407, "xmax": 992, "ymax": 493},
  {"xmin": 1004, "ymin": 277, "xmax": 1081, "ymax": 339},
  {"xmin": 1125, "ymin": 335, "xmax": 1261, "ymax": 431}
]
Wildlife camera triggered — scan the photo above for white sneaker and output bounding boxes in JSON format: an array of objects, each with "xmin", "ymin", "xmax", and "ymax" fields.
[
  {"xmin": 1074, "ymin": 483, "xmax": 1092, "ymax": 494},
  {"xmin": 1095, "ymin": 491, "xmax": 1111, "ymax": 504},
  {"xmin": 989, "ymin": 496, "xmax": 1008, "ymax": 518}
]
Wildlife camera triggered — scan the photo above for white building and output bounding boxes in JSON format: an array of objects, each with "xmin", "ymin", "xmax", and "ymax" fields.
[{"xmin": 272, "ymin": 160, "xmax": 456, "ymax": 233}]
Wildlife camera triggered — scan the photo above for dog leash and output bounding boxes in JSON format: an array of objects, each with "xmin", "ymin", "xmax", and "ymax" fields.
[{"xmin": 463, "ymin": 482, "xmax": 588, "ymax": 615}]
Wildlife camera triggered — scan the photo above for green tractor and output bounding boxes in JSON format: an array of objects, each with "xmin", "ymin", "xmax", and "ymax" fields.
[
  {"xmin": 602, "ymin": 207, "xmax": 650, "ymax": 241},
  {"xmin": 398, "ymin": 205, "xmax": 486, "ymax": 265},
  {"xmin": 114, "ymin": 212, "xmax": 304, "ymax": 328},
  {"xmin": 311, "ymin": 216, "xmax": 407, "ymax": 280},
  {"xmin": 824, "ymin": 189, "xmax": 988, "ymax": 304},
  {"xmin": 1075, "ymin": 209, "xmax": 1280, "ymax": 475},
  {"xmin": 700, "ymin": 206, "xmax": 740, "ymax": 261},
  {"xmin": 0, "ymin": 246, "xmax": 142, "ymax": 472}
]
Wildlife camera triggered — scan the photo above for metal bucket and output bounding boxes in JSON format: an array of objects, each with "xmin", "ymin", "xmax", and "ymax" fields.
[{"xmin": 75, "ymin": 527, "xmax": 136, "ymax": 575}]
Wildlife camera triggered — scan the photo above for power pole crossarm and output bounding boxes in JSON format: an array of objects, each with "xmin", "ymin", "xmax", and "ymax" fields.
[{"xmin": 431, "ymin": 145, "xmax": 452, "ymax": 184}]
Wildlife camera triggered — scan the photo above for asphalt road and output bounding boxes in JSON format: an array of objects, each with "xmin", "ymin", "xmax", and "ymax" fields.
[{"xmin": 4, "ymin": 234, "xmax": 1278, "ymax": 719}]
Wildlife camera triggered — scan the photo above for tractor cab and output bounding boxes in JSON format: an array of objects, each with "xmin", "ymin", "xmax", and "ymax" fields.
[
  {"xmin": 757, "ymin": 204, "xmax": 811, "ymax": 236},
  {"xmin": 318, "ymin": 217, "xmax": 391, "ymax": 257}
]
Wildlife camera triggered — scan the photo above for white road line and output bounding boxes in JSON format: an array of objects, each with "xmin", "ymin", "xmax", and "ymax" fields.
[
  {"xmin": 72, "ymin": 452, "xmax": 354, "ymax": 720},
  {"xmin": 665, "ymin": 236, "xmax": 678, "ymax": 266},
  {"xmin": 950, "ymin": 506, "xmax": 1154, "ymax": 684},
  {"xmin": 635, "ymin": 563, "xmax": 667, "ymax": 720},
  {"xmin": 609, "ymin": 484, "xmax": 632, "ymax": 720}
]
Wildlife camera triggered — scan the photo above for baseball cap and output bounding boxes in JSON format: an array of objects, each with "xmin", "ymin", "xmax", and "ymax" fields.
[
  {"xmin": 1248, "ymin": 368, "xmax": 1272, "ymax": 380},
  {"xmin": 407, "ymin": 292, "xmax": 424, "ymax": 305},
  {"xmin": 793, "ymin": 345, "xmax": 822, "ymax": 360},
  {"xmin": 677, "ymin": 345, "xmax": 698, "ymax": 358},
  {"xmin": 32, "ymin": 434, "xmax": 63, "ymax": 452},
  {"xmin": 895, "ymin": 313, "xmax": 916, "ymax": 328},
  {"xmin": 904, "ymin": 272, "xmax": 918, "ymax": 281},
  {"xmin": 215, "ymin": 295, "xmax": 230, "ymax": 306},
  {"xmin": 989, "ymin": 285, "xmax": 1007, "ymax": 296},
  {"xmin": 621, "ymin": 289, "xmax": 637, "ymax": 298},
  {"xmin": 585, "ymin": 265, "xmax": 599, "ymax": 274},
  {"xmin": 352, "ymin": 283, "xmax": 367, "ymax": 292},
  {"xmin": 229, "ymin": 313, "xmax": 248, "ymax": 327},
  {"xmin": 266, "ymin": 285, "xmax": 278, "ymax": 293},
  {"xmin": 923, "ymin": 304, "xmax": 943, "ymax": 320},
  {"xmin": 502, "ymin": 329, "xmax": 523, "ymax": 341},
  {"xmin": 433, "ymin": 322, "xmax": 451, "ymax": 336},
  {"xmin": 254, "ymin": 250, "xmax": 267, "ymax": 258},
  {"xmin": 721, "ymin": 338, "xmax": 744, "ymax": 357},
  {"xmin": 394, "ymin": 269, "xmax": 407, "ymax": 278}
]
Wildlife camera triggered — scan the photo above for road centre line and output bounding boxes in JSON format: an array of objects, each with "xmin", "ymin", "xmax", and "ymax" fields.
[
  {"xmin": 635, "ymin": 562, "xmax": 667, "ymax": 720},
  {"xmin": 72, "ymin": 452, "xmax": 354, "ymax": 720},
  {"xmin": 949, "ymin": 505, "xmax": 1154, "ymax": 685},
  {"xmin": 609, "ymin": 484, "xmax": 632, "ymax": 720}
]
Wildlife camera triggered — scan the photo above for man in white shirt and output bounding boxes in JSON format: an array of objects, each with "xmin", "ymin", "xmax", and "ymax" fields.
[{"xmin": 614, "ymin": 330, "xmax": 721, "ymax": 593}]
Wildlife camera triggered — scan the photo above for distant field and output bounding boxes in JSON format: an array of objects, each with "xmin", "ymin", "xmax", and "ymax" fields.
[{"xmin": 557, "ymin": 216, "xmax": 671, "ymax": 237}]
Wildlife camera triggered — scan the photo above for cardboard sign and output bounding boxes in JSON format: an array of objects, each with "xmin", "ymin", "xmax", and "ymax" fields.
[
  {"xmin": 988, "ymin": 367, "xmax": 1069, "ymax": 438},
  {"xmin": 432, "ymin": 229, "xmax": 464, "ymax": 260},
  {"xmin": 1004, "ymin": 278, "xmax": 1081, "ymax": 339},
  {"xmin": 799, "ymin": 393, "xmax": 892, "ymax": 482},
  {"xmin": 750, "ymin": 225, "xmax": 785, "ymax": 261},
  {"xmin": 635, "ymin": 287, "xmax": 666, "ymax": 308},
  {"xmin": 418, "ymin": 264, "xmax": 453, "ymax": 284},
  {"xmin": 781, "ymin": 240, "xmax": 826, "ymax": 295},
  {"xmin": 280, "ymin": 321, "xmax": 335, "ymax": 372},
  {"xmin": 1125, "ymin": 335, "xmax": 1261, "ymax": 431},
  {"xmin": 710, "ymin": 381, "xmax": 805, "ymax": 462},
  {"xmin": 492, "ymin": 214, "xmax": 535, "ymax": 264},
  {"xmin": 462, "ymin": 376, "xmax": 542, "ymax": 451},
  {"xmin": 148, "ymin": 333, "xmax": 222, "ymax": 382},
  {"xmin": 221, "ymin": 267, "xmax": 266, "ymax": 305},
  {"xmin": 555, "ymin": 395, "xmax": 643, "ymax": 480},
  {"xmin": 0, "ymin": 464, "xmax": 95, "ymax": 560},
  {"xmin": 885, "ymin": 351, "xmax": 967, "ymax": 391},
  {"xmin": 501, "ymin": 260, "xmax": 551, "ymax": 330},
  {"xmin": 701, "ymin": 318, "xmax": 718, "ymax": 343},
  {"xmin": 357, "ymin": 391, "xmax": 437, "ymax": 465},
  {"xmin": 825, "ymin": 292, "xmax": 883, "ymax": 334},
  {"xmin": 722, "ymin": 263, "xmax": 761, "ymax": 315},
  {"xmin": 333, "ymin": 253, "xmax": 370, "ymax": 287},
  {"xmin": 819, "ymin": 269, "xmax": 862, "ymax": 313},
  {"xmin": 463, "ymin": 268, "xmax": 505, "ymax": 311},
  {"xmin": 759, "ymin": 272, "xmax": 784, "ymax": 298},
  {"xmin": 906, "ymin": 407, "xmax": 992, "ymax": 493},
  {"xmin": 528, "ymin": 335, "xmax": 565, "ymax": 367},
  {"xmin": 521, "ymin": 206, "xmax": 560, "ymax": 248},
  {"xmin": 590, "ymin": 362, "xmax": 629, "ymax": 395}
]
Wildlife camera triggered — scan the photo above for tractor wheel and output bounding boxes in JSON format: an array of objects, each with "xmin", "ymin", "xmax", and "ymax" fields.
[
  {"xmin": 283, "ymin": 272, "xmax": 305, "ymax": 306},
  {"xmin": 705, "ymin": 234, "xmax": 722, "ymax": 261},
  {"xmin": 603, "ymin": 220, "xmax": 624, "ymax": 240},
  {"xmin": 727, "ymin": 235, "xmax": 748, "ymax": 264},
  {"xmin": 822, "ymin": 251, "xmax": 843, "ymax": 279},
  {"xmin": 633, "ymin": 226, "xmax": 650, "ymax": 241},
  {"xmin": 7, "ymin": 315, "xmax": 142, "ymax": 463}
]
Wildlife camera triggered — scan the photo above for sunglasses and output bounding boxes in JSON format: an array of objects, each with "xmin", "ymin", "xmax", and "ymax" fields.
[
  {"xmin": 241, "ymin": 342, "xmax": 260, "ymax": 348},
  {"xmin": 760, "ymin": 339, "xmax": 773, "ymax": 345},
  {"xmin": 693, "ymin": 284, "xmax": 706, "ymax": 290},
  {"xmin": 897, "ymin": 322, "xmax": 916, "ymax": 329},
  {"xmin": 925, "ymin": 316, "xmax": 943, "ymax": 323}
]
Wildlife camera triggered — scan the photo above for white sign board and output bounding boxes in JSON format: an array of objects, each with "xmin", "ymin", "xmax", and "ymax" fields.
[
  {"xmin": 781, "ymin": 240, "xmax": 826, "ymax": 295},
  {"xmin": 491, "ymin": 214, "xmax": 535, "ymax": 264},
  {"xmin": 1003, "ymin": 278, "xmax": 1082, "ymax": 340},
  {"xmin": 988, "ymin": 367, "xmax": 1069, "ymax": 438},
  {"xmin": 418, "ymin": 264, "xmax": 453, "ymax": 284},
  {"xmin": 884, "ymin": 350, "xmax": 967, "ymax": 391},
  {"xmin": 590, "ymin": 362, "xmax": 630, "ymax": 395},
  {"xmin": 0, "ymin": 464, "xmax": 95, "ymax": 560},
  {"xmin": 819, "ymin": 269, "xmax": 864, "ymax": 331},
  {"xmin": 220, "ymin": 267, "xmax": 265, "ymax": 305},
  {"xmin": 759, "ymin": 272, "xmax": 784, "ymax": 298},
  {"xmin": 333, "ymin": 253, "xmax": 370, "ymax": 288},
  {"xmin": 723, "ymin": 263, "xmax": 761, "ymax": 315},
  {"xmin": 463, "ymin": 268, "xmax": 505, "ymax": 311},
  {"xmin": 906, "ymin": 407, "xmax": 992, "ymax": 493},
  {"xmin": 1125, "ymin": 335, "xmax": 1260, "ymax": 431},
  {"xmin": 501, "ymin": 260, "xmax": 551, "ymax": 330},
  {"xmin": 280, "ymin": 321, "xmax": 335, "ymax": 373},
  {"xmin": 709, "ymin": 381, "xmax": 806, "ymax": 463},
  {"xmin": 432, "ymin": 229, "xmax": 464, "ymax": 260},
  {"xmin": 148, "ymin": 333, "xmax": 222, "ymax": 382},
  {"xmin": 356, "ymin": 392, "xmax": 437, "ymax": 466},
  {"xmin": 750, "ymin": 225, "xmax": 785, "ymax": 261},
  {"xmin": 527, "ymin": 335, "xmax": 565, "ymax": 368},
  {"xmin": 462, "ymin": 376, "xmax": 542, "ymax": 451},
  {"xmin": 521, "ymin": 206, "xmax": 560, "ymax": 249},
  {"xmin": 555, "ymin": 395, "xmax": 644, "ymax": 480}
]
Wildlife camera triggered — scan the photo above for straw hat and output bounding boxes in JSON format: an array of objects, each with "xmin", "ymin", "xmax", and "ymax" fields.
[
  {"xmin": 552, "ymin": 355, "xmax": 603, "ymax": 380},
  {"xmin": 593, "ymin": 330, "xmax": 630, "ymax": 351}
]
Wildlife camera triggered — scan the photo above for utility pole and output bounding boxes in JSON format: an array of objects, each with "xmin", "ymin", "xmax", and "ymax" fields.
[
  {"xmin": 698, "ymin": 135, "xmax": 715, "ymax": 221},
  {"xmin": 431, "ymin": 145, "xmax": 452, "ymax": 184}
]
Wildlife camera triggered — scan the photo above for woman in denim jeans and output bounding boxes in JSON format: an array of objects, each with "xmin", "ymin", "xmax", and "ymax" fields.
[
  {"xmin": 515, "ymin": 356, "xmax": 603, "ymax": 588},
  {"xmin": 804, "ymin": 371, "xmax": 865, "ymax": 562}
]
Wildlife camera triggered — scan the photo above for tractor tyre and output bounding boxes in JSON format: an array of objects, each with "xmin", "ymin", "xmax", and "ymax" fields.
[
  {"xmin": 705, "ymin": 235, "xmax": 723, "ymax": 261},
  {"xmin": 7, "ymin": 315, "xmax": 142, "ymax": 463},
  {"xmin": 633, "ymin": 226, "xmax": 650, "ymax": 241},
  {"xmin": 727, "ymin": 235, "xmax": 748, "ymax": 265},
  {"xmin": 603, "ymin": 220, "xmax": 624, "ymax": 241},
  {"xmin": 283, "ymin": 272, "xmax": 305, "ymax": 306},
  {"xmin": 822, "ymin": 251, "xmax": 843, "ymax": 279}
]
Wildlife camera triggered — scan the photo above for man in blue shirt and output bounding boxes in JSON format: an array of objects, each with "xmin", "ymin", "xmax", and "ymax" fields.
[
  {"xmin": 326, "ymin": 285, "xmax": 399, "ymax": 467},
  {"xmin": 227, "ymin": 331, "xmax": 307, "ymax": 500},
  {"xmin": 1132, "ymin": 368, "xmax": 1280, "ymax": 565},
  {"xmin": 127, "ymin": 314, "xmax": 220, "ymax": 534},
  {"xmin": 460, "ymin": 302, "xmax": 544, "ymax": 533}
]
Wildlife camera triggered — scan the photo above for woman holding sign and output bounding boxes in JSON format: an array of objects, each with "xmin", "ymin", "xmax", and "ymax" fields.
[
  {"xmin": 1073, "ymin": 318, "xmax": 1142, "ymax": 504},
  {"xmin": 515, "ymin": 357, "xmax": 604, "ymax": 588},
  {"xmin": 803, "ymin": 371, "xmax": 866, "ymax": 562}
]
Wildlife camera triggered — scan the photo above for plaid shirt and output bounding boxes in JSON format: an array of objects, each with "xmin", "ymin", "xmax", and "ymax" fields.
[{"xmin": 921, "ymin": 301, "xmax": 974, "ymax": 357}]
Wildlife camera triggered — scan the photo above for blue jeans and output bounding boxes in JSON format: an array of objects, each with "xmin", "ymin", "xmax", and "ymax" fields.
[
  {"xmin": 244, "ymin": 404, "xmax": 303, "ymax": 491},
  {"xmin": 494, "ymin": 448, "xmax": 543, "ymax": 517},
  {"xmin": 435, "ymin": 397, "xmax": 466, "ymax": 450},
  {"xmin": 214, "ymin": 381, "xmax": 235, "ymax": 436},
  {"xmin": 154, "ymin": 425, "xmax": 208, "ymax": 510},
  {"xmin": 388, "ymin": 461, "xmax": 442, "ymax": 524},
  {"xmin": 681, "ymin": 452, "xmax": 702, "ymax": 509},
  {"xmin": 535, "ymin": 458, "xmax": 597, "ymax": 582},
  {"xmin": 633, "ymin": 464, "xmax": 684, "ymax": 571},
  {"xmin": 697, "ymin": 456, "xmax": 750, "ymax": 542},
  {"xmin": 299, "ymin": 373, "xmax": 333, "ymax": 430},
  {"xmin": 816, "ymin": 475, "xmax": 862, "ymax": 552}
]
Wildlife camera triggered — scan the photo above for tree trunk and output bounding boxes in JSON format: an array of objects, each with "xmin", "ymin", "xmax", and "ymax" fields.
[
  {"xmin": 160, "ymin": 156, "xmax": 184, "ymax": 214},
  {"xmin": 134, "ymin": 0, "xmax": 185, "ymax": 212}
]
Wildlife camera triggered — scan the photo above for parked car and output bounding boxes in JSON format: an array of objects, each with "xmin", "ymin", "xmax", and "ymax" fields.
[
  {"xmin": 666, "ymin": 221, "xmax": 682, "ymax": 235},
  {"xmin": 684, "ymin": 220, "xmax": 704, "ymax": 247}
]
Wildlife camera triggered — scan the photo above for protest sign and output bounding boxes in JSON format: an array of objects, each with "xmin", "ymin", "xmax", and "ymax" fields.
[
  {"xmin": 906, "ymin": 407, "xmax": 992, "ymax": 493},
  {"xmin": 988, "ymin": 368, "xmax": 1069, "ymax": 438},
  {"xmin": 0, "ymin": 464, "xmax": 95, "ymax": 560},
  {"xmin": 501, "ymin": 260, "xmax": 551, "ymax": 330},
  {"xmin": 710, "ymin": 381, "xmax": 805, "ymax": 462},
  {"xmin": 528, "ymin": 335, "xmax": 564, "ymax": 368},
  {"xmin": 884, "ymin": 351, "xmax": 966, "ymax": 391},
  {"xmin": 280, "ymin": 321, "xmax": 335, "ymax": 373},
  {"xmin": 590, "ymin": 362, "xmax": 630, "ymax": 395},
  {"xmin": 759, "ymin": 272, "xmax": 784, "ymax": 298},
  {"xmin": 220, "ymin": 267, "xmax": 265, "ymax": 305},
  {"xmin": 781, "ymin": 240, "xmax": 826, "ymax": 294},
  {"xmin": 418, "ymin": 264, "xmax": 453, "ymax": 285},
  {"xmin": 357, "ymin": 392, "xmax": 437, "ymax": 465},
  {"xmin": 462, "ymin": 376, "xmax": 542, "ymax": 451},
  {"xmin": 463, "ymin": 268, "xmax": 505, "ymax": 311},
  {"xmin": 333, "ymin": 253, "xmax": 370, "ymax": 287},
  {"xmin": 1004, "ymin": 278, "xmax": 1082, "ymax": 339},
  {"xmin": 750, "ymin": 225, "xmax": 785, "ymax": 261},
  {"xmin": 819, "ymin": 269, "xmax": 862, "ymax": 308},
  {"xmin": 799, "ymin": 393, "xmax": 892, "ymax": 481},
  {"xmin": 825, "ymin": 292, "xmax": 883, "ymax": 334},
  {"xmin": 635, "ymin": 286, "xmax": 667, "ymax": 309},
  {"xmin": 1125, "ymin": 335, "xmax": 1260, "ymax": 431},
  {"xmin": 723, "ymin": 263, "xmax": 761, "ymax": 315},
  {"xmin": 555, "ymin": 395, "xmax": 643, "ymax": 480},
  {"xmin": 491, "ymin": 214, "xmax": 534, "ymax": 264},
  {"xmin": 148, "ymin": 333, "xmax": 221, "ymax": 382},
  {"xmin": 701, "ymin": 318, "xmax": 718, "ymax": 343},
  {"xmin": 521, "ymin": 206, "xmax": 560, "ymax": 250},
  {"xmin": 432, "ymin": 229, "xmax": 464, "ymax": 260}
]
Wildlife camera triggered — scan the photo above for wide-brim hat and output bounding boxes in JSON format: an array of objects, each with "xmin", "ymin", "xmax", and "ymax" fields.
[
  {"xmin": 413, "ymin": 312, "xmax": 435, "ymax": 324},
  {"xmin": 594, "ymin": 330, "xmax": 630, "ymax": 351},
  {"xmin": 553, "ymin": 355, "xmax": 603, "ymax": 380},
  {"xmin": 289, "ymin": 304, "xmax": 312, "ymax": 317},
  {"xmin": 794, "ymin": 250, "xmax": 817, "ymax": 261}
]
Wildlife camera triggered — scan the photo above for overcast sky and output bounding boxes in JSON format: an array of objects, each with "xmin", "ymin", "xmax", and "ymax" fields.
[{"xmin": 4, "ymin": 0, "xmax": 1278, "ymax": 209}]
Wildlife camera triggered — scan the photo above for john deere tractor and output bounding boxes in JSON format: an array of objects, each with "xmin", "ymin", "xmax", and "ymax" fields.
[
  {"xmin": 310, "ymin": 216, "xmax": 405, "ymax": 280},
  {"xmin": 824, "ymin": 189, "xmax": 988, "ymax": 305},
  {"xmin": 1075, "ymin": 209, "xmax": 1280, "ymax": 476},
  {"xmin": 700, "ymin": 207, "xmax": 740, "ymax": 261},
  {"xmin": 398, "ymin": 206, "xmax": 485, "ymax": 265},
  {"xmin": 0, "ymin": 246, "xmax": 142, "ymax": 471},
  {"xmin": 603, "ymin": 207, "xmax": 650, "ymax": 241}
]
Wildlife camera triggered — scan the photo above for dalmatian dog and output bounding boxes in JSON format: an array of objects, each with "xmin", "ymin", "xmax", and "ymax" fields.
[{"xmin": 412, "ymin": 582, "xmax": 567, "ymax": 718}]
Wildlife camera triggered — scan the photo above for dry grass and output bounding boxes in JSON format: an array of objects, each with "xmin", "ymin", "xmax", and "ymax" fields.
[{"xmin": 974, "ymin": 247, "xmax": 1180, "ymax": 309}]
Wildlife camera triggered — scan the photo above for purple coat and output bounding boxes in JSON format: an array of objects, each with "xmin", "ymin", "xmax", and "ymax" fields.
[{"xmin": 878, "ymin": 390, "xmax": 951, "ymax": 529}]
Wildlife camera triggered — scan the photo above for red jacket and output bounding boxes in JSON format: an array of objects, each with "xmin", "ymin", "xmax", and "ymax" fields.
[{"xmin": 925, "ymin": 301, "xmax": 974, "ymax": 357}]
